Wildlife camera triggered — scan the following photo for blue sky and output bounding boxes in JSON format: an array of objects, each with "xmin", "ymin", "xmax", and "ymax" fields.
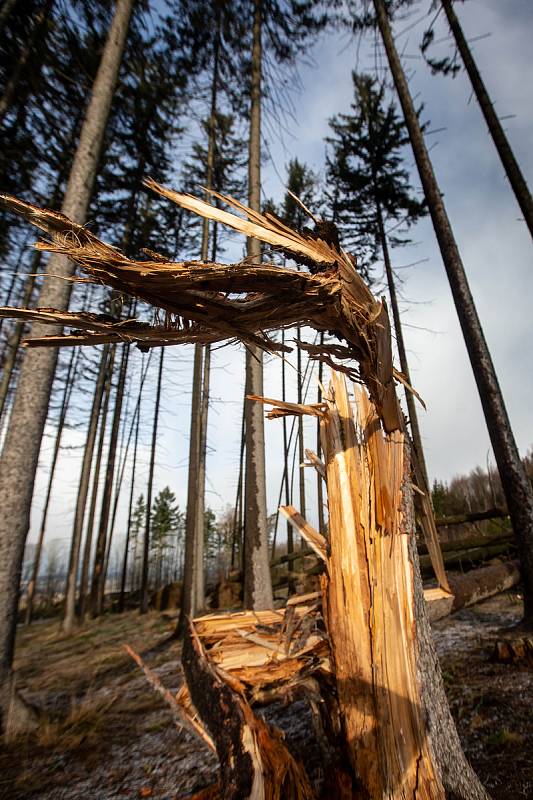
[{"xmin": 26, "ymin": 0, "xmax": 533, "ymax": 553}]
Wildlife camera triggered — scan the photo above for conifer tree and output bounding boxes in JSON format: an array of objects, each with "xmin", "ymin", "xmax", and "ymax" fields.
[
  {"xmin": 326, "ymin": 72, "xmax": 429, "ymax": 485},
  {"xmin": 364, "ymin": 0, "xmax": 533, "ymax": 632},
  {"xmin": 0, "ymin": 0, "xmax": 135, "ymax": 734},
  {"xmin": 150, "ymin": 487, "xmax": 182, "ymax": 590}
]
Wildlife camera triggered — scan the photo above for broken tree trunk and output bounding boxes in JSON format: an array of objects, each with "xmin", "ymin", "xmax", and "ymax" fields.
[
  {"xmin": 318, "ymin": 374, "xmax": 487, "ymax": 799},
  {"xmin": 0, "ymin": 188, "xmax": 489, "ymax": 795},
  {"xmin": 182, "ymin": 619, "xmax": 316, "ymax": 800},
  {"xmin": 253, "ymin": 377, "xmax": 488, "ymax": 798}
]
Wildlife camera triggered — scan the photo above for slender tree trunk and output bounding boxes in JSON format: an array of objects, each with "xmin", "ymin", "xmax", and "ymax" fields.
[
  {"xmin": 90, "ymin": 340, "xmax": 130, "ymax": 616},
  {"xmin": 140, "ymin": 347, "xmax": 164, "ymax": 614},
  {"xmin": 118, "ymin": 366, "xmax": 143, "ymax": 612},
  {"xmin": 230, "ymin": 400, "xmax": 245, "ymax": 570},
  {"xmin": 0, "ymin": 251, "xmax": 41, "ymax": 421},
  {"xmin": 0, "ymin": 0, "xmax": 134, "ymax": 733},
  {"xmin": 195, "ymin": 344, "xmax": 210, "ymax": 610},
  {"xmin": 281, "ymin": 329, "xmax": 292, "ymax": 555},
  {"xmin": 78, "ymin": 345, "xmax": 116, "ymax": 622},
  {"xmin": 375, "ymin": 200, "xmax": 430, "ymax": 490},
  {"xmin": 0, "ymin": 0, "xmax": 53, "ymax": 126},
  {"xmin": 316, "ymin": 333, "xmax": 325, "ymax": 536},
  {"xmin": 178, "ymin": 30, "xmax": 220, "ymax": 629},
  {"xmin": 61, "ymin": 345, "xmax": 110, "ymax": 634},
  {"xmin": 440, "ymin": 0, "xmax": 533, "ymax": 239},
  {"xmin": 177, "ymin": 345, "xmax": 204, "ymax": 632},
  {"xmin": 373, "ymin": 0, "xmax": 533, "ymax": 626},
  {"xmin": 296, "ymin": 336, "xmax": 306, "ymax": 522},
  {"xmin": 243, "ymin": 0, "xmax": 273, "ymax": 611},
  {"xmin": 101, "ymin": 344, "xmax": 135, "ymax": 595},
  {"xmin": 24, "ymin": 346, "xmax": 79, "ymax": 625}
]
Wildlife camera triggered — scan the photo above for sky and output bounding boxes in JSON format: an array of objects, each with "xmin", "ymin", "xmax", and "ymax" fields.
[{"xmin": 24, "ymin": 0, "xmax": 533, "ymax": 557}]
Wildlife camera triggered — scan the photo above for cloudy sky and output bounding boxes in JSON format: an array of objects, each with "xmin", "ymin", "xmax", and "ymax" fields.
[{"xmin": 26, "ymin": 0, "xmax": 533, "ymax": 552}]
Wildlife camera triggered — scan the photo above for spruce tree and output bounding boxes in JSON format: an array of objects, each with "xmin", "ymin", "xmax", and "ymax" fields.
[{"xmin": 325, "ymin": 72, "xmax": 429, "ymax": 484}]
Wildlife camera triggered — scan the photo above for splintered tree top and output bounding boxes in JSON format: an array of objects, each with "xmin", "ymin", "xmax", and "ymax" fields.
[{"xmin": 0, "ymin": 179, "xmax": 403, "ymax": 432}]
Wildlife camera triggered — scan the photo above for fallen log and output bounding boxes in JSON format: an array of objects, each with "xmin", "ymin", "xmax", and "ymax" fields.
[
  {"xmin": 181, "ymin": 618, "xmax": 317, "ymax": 799},
  {"xmin": 419, "ymin": 541, "xmax": 513, "ymax": 574},
  {"xmin": 447, "ymin": 559, "xmax": 521, "ymax": 613},
  {"xmin": 418, "ymin": 528, "xmax": 513, "ymax": 555},
  {"xmin": 435, "ymin": 506, "xmax": 508, "ymax": 527}
]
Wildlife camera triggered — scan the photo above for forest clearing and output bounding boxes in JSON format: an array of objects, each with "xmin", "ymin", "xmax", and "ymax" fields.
[
  {"xmin": 0, "ymin": 591, "xmax": 531, "ymax": 799},
  {"xmin": 0, "ymin": 0, "xmax": 532, "ymax": 798}
]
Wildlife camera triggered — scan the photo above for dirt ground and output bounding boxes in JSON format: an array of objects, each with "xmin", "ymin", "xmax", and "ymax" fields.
[{"xmin": 1, "ymin": 591, "xmax": 531, "ymax": 800}]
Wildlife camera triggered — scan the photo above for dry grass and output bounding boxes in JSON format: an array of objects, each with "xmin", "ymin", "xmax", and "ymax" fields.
[{"xmin": 1, "ymin": 610, "xmax": 182, "ymax": 797}]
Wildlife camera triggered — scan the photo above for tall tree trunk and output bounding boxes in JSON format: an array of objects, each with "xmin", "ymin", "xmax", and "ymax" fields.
[
  {"xmin": 0, "ymin": 0, "xmax": 134, "ymax": 733},
  {"xmin": 61, "ymin": 345, "xmax": 110, "ymax": 634},
  {"xmin": 140, "ymin": 347, "xmax": 164, "ymax": 614},
  {"xmin": 78, "ymin": 345, "xmax": 116, "ymax": 622},
  {"xmin": 24, "ymin": 346, "xmax": 79, "ymax": 625},
  {"xmin": 440, "ymin": 0, "xmax": 533, "ymax": 239},
  {"xmin": 195, "ymin": 343, "xmax": 210, "ymax": 609},
  {"xmin": 281, "ymin": 330, "xmax": 292, "ymax": 555},
  {"xmin": 230, "ymin": 399, "xmax": 245, "ymax": 570},
  {"xmin": 177, "ymin": 345, "xmax": 204, "ymax": 631},
  {"xmin": 243, "ymin": 0, "xmax": 273, "ymax": 610},
  {"xmin": 0, "ymin": 0, "xmax": 53, "ymax": 125},
  {"xmin": 316, "ymin": 334, "xmax": 325, "ymax": 536},
  {"xmin": 90, "ymin": 340, "xmax": 130, "ymax": 616},
  {"xmin": 375, "ymin": 199, "xmax": 430, "ymax": 490},
  {"xmin": 373, "ymin": 0, "xmax": 533, "ymax": 626},
  {"xmin": 178, "ymin": 29, "xmax": 220, "ymax": 630},
  {"xmin": 296, "ymin": 333, "xmax": 306, "ymax": 569},
  {"xmin": 118, "ymin": 361, "xmax": 144, "ymax": 612},
  {"xmin": 0, "ymin": 251, "xmax": 41, "ymax": 421}
]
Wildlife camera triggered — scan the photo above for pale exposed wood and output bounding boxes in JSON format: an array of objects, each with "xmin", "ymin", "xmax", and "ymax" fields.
[
  {"xmin": 303, "ymin": 448, "xmax": 326, "ymax": 479},
  {"xmin": 321, "ymin": 374, "xmax": 445, "ymax": 798},
  {"xmin": 279, "ymin": 506, "xmax": 328, "ymax": 561},
  {"xmin": 424, "ymin": 587, "xmax": 455, "ymax": 622},
  {"xmin": 0, "ymin": 188, "xmax": 402, "ymax": 431}
]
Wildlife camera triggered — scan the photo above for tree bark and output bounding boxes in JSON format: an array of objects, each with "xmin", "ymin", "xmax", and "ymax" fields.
[
  {"xmin": 195, "ymin": 343, "xmax": 210, "ymax": 610},
  {"xmin": 140, "ymin": 346, "xmax": 164, "ymax": 614},
  {"xmin": 177, "ymin": 344, "xmax": 204, "ymax": 632},
  {"xmin": 321, "ymin": 373, "xmax": 488, "ymax": 799},
  {"xmin": 78, "ymin": 345, "xmax": 115, "ymax": 622},
  {"xmin": 90, "ymin": 340, "xmax": 130, "ymax": 616},
  {"xmin": 24, "ymin": 345, "xmax": 78, "ymax": 624},
  {"xmin": 440, "ymin": 0, "xmax": 533, "ymax": 239},
  {"xmin": 0, "ymin": 251, "xmax": 41, "ymax": 421},
  {"xmin": 373, "ymin": 0, "xmax": 533, "ymax": 627},
  {"xmin": 316, "ymin": 334, "xmax": 326, "ymax": 536},
  {"xmin": 375, "ymin": 200, "xmax": 429, "ymax": 490},
  {"xmin": 0, "ymin": 0, "xmax": 134, "ymax": 733},
  {"xmin": 118, "ymin": 355, "xmax": 147, "ymax": 610},
  {"xmin": 243, "ymin": 0, "xmax": 273, "ymax": 611},
  {"xmin": 61, "ymin": 345, "xmax": 110, "ymax": 634},
  {"xmin": 281, "ymin": 328, "xmax": 293, "ymax": 557}
]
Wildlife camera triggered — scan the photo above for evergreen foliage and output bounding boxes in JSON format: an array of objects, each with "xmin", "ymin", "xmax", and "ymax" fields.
[{"xmin": 325, "ymin": 72, "xmax": 426, "ymax": 278}]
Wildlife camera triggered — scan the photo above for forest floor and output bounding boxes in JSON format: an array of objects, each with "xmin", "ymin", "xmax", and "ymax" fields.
[{"xmin": 1, "ymin": 590, "xmax": 531, "ymax": 800}]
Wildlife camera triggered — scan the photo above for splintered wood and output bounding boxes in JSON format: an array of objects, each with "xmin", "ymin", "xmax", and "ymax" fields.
[
  {"xmin": 0, "ymin": 186, "xmax": 402, "ymax": 431},
  {"xmin": 189, "ymin": 605, "xmax": 330, "ymax": 705},
  {"xmin": 321, "ymin": 373, "xmax": 444, "ymax": 798},
  {"xmin": 176, "ymin": 377, "xmax": 446, "ymax": 799}
]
